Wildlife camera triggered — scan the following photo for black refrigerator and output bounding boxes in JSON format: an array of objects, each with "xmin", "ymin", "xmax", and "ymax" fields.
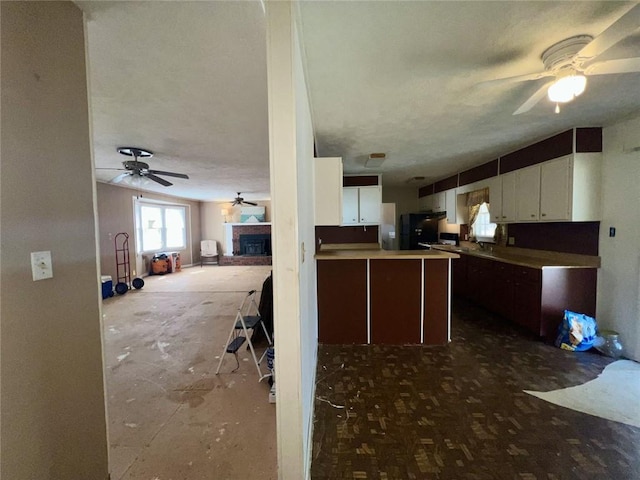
[{"xmin": 399, "ymin": 213, "xmax": 443, "ymax": 250}]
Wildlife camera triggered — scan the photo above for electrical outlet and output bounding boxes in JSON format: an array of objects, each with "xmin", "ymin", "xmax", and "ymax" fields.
[
  {"xmin": 508, "ymin": 237, "xmax": 515, "ymax": 246},
  {"xmin": 31, "ymin": 251, "xmax": 53, "ymax": 281}
]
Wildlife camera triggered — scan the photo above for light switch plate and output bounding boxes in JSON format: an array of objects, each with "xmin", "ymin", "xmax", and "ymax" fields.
[{"xmin": 31, "ymin": 251, "xmax": 53, "ymax": 281}]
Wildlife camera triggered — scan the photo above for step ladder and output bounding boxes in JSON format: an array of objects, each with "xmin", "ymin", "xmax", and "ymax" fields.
[{"xmin": 215, "ymin": 289, "xmax": 273, "ymax": 382}]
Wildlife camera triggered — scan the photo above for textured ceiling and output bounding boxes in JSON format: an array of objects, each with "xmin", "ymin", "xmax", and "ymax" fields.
[{"xmin": 78, "ymin": 1, "xmax": 640, "ymax": 201}]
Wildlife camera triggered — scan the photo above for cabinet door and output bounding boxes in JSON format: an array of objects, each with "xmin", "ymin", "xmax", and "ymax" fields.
[
  {"xmin": 342, "ymin": 187, "xmax": 359, "ymax": 225},
  {"xmin": 418, "ymin": 194, "xmax": 433, "ymax": 212},
  {"xmin": 487, "ymin": 176, "xmax": 502, "ymax": 223},
  {"xmin": 445, "ymin": 188, "xmax": 457, "ymax": 224},
  {"xmin": 540, "ymin": 157, "xmax": 571, "ymax": 221},
  {"xmin": 433, "ymin": 191, "xmax": 445, "ymax": 212},
  {"xmin": 358, "ymin": 186, "xmax": 381, "ymax": 223},
  {"xmin": 516, "ymin": 166, "xmax": 540, "ymax": 222},
  {"xmin": 314, "ymin": 157, "xmax": 343, "ymax": 226},
  {"xmin": 493, "ymin": 262, "xmax": 514, "ymax": 319},
  {"xmin": 501, "ymin": 172, "xmax": 516, "ymax": 222},
  {"xmin": 513, "ymin": 266, "xmax": 542, "ymax": 335},
  {"xmin": 451, "ymin": 254, "xmax": 468, "ymax": 298}
]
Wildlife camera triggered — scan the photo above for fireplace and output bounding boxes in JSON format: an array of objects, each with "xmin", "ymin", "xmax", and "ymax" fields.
[{"xmin": 239, "ymin": 233, "xmax": 272, "ymax": 256}]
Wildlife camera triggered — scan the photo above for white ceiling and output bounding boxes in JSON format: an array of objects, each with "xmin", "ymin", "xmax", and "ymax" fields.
[{"xmin": 78, "ymin": 1, "xmax": 640, "ymax": 202}]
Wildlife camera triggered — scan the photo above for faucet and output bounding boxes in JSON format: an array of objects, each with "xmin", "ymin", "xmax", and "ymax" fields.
[{"xmin": 478, "ymin": 241, "xmax": 486, "ymax": 251}]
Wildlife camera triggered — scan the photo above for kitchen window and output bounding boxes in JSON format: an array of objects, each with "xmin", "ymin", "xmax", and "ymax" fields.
[
  {"xmin": 135, "ymin": 201, "xmax": 187, "ymax": 253},
  {"xmin": 471, "ymin": 202, "xmax": 496, "ymax": 243}
]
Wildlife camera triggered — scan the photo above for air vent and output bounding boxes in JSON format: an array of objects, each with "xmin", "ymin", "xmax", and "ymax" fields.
[
  {"xmin": 406, "ymin": 176, "xmax": 426, "ymax": 184},
  {"xmin": 365, "ymin": 153, "xmax": 386, "ymax": 168}
]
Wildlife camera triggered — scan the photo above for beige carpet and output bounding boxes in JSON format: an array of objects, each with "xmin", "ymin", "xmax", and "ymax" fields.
[{"xmin": 525, "ymin": 359, "xmax": 640, "ymax": 428}]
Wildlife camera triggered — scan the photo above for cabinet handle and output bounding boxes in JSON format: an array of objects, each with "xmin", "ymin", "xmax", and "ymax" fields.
[
  {"xmin": 502, "ymin": 216, "xmax": 506, "ymax": 219},
  {"xmin": 530, "ymin": 214, "xmax": 535, "ymax": 218},
  {"xmin": 541, "ymin": 213, "xmax": 547, "ymax": 217}
]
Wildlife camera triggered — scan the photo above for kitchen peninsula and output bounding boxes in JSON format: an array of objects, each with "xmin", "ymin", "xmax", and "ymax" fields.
[{"xmin": 316, "ymin": 247, "xmax": 459, "ymax": 345}]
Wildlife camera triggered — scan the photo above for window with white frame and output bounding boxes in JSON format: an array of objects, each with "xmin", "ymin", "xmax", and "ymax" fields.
[
  {"xmin": 471, "ymin": 202, "xmax": 497, "ymax": 242},
  {"xmin": 135, "ymin": 201, "xmax": 187, "ymax": 253}
]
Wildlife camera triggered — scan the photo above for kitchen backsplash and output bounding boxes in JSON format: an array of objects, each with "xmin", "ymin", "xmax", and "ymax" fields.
[
  {"xmin": 506, "ymin": 222, "xmax": 599, "ymax": 256},
  {"xmin": 315, "ymin": 225, "xmax": 379, "ymax": 251}
]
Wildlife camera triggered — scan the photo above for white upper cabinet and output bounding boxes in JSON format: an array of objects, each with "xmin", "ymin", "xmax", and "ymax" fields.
[
  {"xmin": 358, "ymin": 186, "xmax": 382, "ymax": 224},
  {"xmin": 314, "ymin": 157, "xmax": 343, "ymax": 226},
  {"xmin": 516, "ymin": 166, "xmax": 541, "ymax": 222},
  {"xmin": 432, "ymin": 191, "xmax": 446, "ymax": 213},
  {"xmin": 487, "ymin": 172, "xmax": 515, "ymax": 223},
  {"xmin": 418, "ymin": 194, "xmax": 433, "ymax": 212},
  {"xmin": 539, "ymin": 157, "xmax": 571, "ymax": 221},
  {"xmin": 445, "ymin": 188, "xmax": 457, "ymax": 224},
  {"xmin": 501, "ymin": 172, "xmax": 517, "ymax": 223},
  {"xmin": 342, "ymin": 187, "xmax": 360, "ymax": 224},
  {"xmin": 512, "ymin": 153, "xmax": 602, "ymax": 223},
  {"xmin": 342, "ymin": 185, "xmax": 381, "ymax": 225}
]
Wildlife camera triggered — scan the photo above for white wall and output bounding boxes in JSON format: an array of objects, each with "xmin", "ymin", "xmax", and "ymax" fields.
[
  {"xmin": 1, "ymin": 2, "xmax": 109, "ymax": 477},
  {"xmin": 294, "ymin": 11, "xmax": 318, "ymax": 475},
  {"xmin": 598, "ymin": 114, "xmax": 640, "ymax": 361},
  {"xmin": 266, "ymin": 2, "xmax": 318, "ymax": 478}
]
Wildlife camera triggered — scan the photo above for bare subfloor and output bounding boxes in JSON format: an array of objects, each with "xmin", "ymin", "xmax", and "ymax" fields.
[{"xmin": 102, "ymin": 265, "xmax": 276, "ymax": 480}]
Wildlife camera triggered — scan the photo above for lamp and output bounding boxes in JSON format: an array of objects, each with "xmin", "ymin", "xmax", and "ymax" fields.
[
  {"xmin": 547, "ymin": 74, "xmax": 586, "ymax": 113},
  {"xmin": 221, "ymin": 208, "xmax": 229, "ymax": 223}
]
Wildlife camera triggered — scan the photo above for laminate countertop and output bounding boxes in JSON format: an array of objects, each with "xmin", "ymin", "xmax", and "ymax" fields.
[
  {"xmin": 315, "ymin": 249, "xmax": 459, "ymax": 260},
  {"xmin": 430, "ymin": 244, "xmax": 600, "ymax": 269}
]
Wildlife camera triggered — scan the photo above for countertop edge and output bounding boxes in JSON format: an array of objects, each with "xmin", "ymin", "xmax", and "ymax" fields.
[
  {"xmin": 315, "ymin": 249, "xmax": 459, "ymax": 260},
  {"xmin": 430, "ymin": 245, "xmax": 599, "ymax": 269}
]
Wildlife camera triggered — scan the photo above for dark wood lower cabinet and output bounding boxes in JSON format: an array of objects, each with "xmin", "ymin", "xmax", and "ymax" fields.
[
  {"xmin": 317, "ymin": 257, "xmax": 451, "ymax": 345},
  {"xmin": 452, "ymin": 254, "xmax": 597, "ymax": 339},
  {"xmin": 317, "ymin": 259, "xmax": 367, "ymax": 344},
  {"xmin": 512, "ymin": 266, "xmax": 542, "ymax": 333},
  {"xmin": 370, "ymin": 259, "xmax": 422, "ymax": 344}
]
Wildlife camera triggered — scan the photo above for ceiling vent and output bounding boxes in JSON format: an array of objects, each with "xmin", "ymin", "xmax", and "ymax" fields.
[
  {"xmin": 406, "ymin": 176, "xmax": 426, "ymax": 184},
  {"xmin": 365, "ymin": 153, "xmax": 386, "ymax": 168}
]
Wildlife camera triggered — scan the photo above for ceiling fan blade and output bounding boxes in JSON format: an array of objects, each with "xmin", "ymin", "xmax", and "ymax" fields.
[
  {"xmin": 146, "ymin": 173, "xmax": 173, "ymax": 187},
  {"xmin": 577, "ymin": 4, "xmax": 640, "ymax": 61},
  {"xmin": 242, "ymin": 201, "xmax": 258, "ymax": 206},
  {"xmin": 111, "ymin": 172, "xmax": 131, "ymax": 184},
  {"xmin": 584, "ymin": 57, "xmax": 640, "ymax": 76},
  {"xmin": 96, "ymin": 167, "xmax": 127, "ymax": 171},
  {"xmin": 478, "ymin": 70, "xmax": 552, "ymax": 88},
  {"xmin": 513, "ymin": 81, "xmax": 554, "ymax": 115},
  {"xmin": 148, "ymin": 169, "xmax": 189, "ymax": 179}
]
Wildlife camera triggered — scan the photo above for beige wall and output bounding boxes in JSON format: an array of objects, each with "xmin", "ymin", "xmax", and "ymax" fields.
[
  {"xmin": 598, "ymin": 114, "xmax": 640, "ymax": 362},
  {"xmin": 1, "ymin": 2, "xmax": 109, "ymax": 478},
  {"xmin": 96, "ymin": 183, "xmax": 202, "ymax": 281}
]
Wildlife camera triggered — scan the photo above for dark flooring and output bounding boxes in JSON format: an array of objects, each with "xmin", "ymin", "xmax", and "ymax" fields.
[{"xmin": 311, "ymin": 299, "xmax": 640, "ymax": 480}]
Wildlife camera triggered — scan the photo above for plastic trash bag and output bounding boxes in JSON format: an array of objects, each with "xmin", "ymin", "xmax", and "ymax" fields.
[{"xmin": 555, "ymin": 310, "xmax": 598, "ymax": 352}]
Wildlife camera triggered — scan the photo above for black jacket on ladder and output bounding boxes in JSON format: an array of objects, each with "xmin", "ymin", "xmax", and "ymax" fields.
[{"xmin": 251, "ymin": 272, "xmax": 273, "ymax": 345}]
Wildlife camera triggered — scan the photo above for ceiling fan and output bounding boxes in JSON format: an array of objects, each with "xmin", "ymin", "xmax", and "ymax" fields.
[
  {"xmin": 101, "ymin": 147, "xmax": 189, "ymax": 187},
  {"xmin": 231, "ymin": 192, "xmax": 257, "ymax": 206},
  {"xmin": 487, "ymin": 4, "xmax": 640, "ymax": 115}
]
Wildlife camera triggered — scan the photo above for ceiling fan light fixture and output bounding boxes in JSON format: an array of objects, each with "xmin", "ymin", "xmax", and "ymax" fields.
[{"xmin": 547, "ymin": 75, "xmax": 587, "ymax": 103}]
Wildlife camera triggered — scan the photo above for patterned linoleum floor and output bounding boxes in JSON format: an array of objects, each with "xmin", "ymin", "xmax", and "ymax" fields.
[{"xmin": 311, "ymin": 299, "xmax": 640, "ymax": 480}]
